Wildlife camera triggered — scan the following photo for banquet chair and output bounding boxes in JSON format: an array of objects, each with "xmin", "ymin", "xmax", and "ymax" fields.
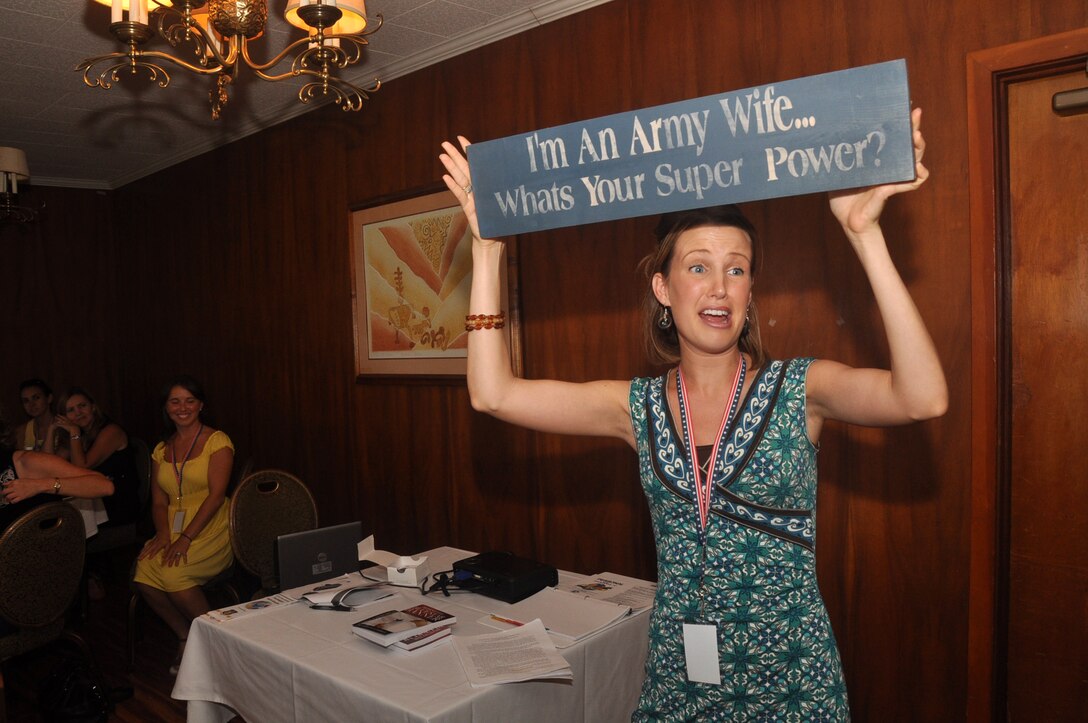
[
  {"xmin": 0, "ymin": 503, "xmax": 96, "ymax": 720},
  {"xmin": 230, "ymin": 469, "xmax": 319, "ymax": 598},
  {"xmin": 226, "ymin": 455, "xmax": 253, "ymax": 498},
  {"xmin": 86, "ymin": 436, "xmax": 153, "ymax": 557},
  {"xmin": 79, "ymin": 438, "xmax": 153, "ymax": 620}
]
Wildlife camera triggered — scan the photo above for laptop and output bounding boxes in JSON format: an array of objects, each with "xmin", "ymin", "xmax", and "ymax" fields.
[{"xmin": 275, "ymin": 521, "xmax": 363, "ymax": 591}]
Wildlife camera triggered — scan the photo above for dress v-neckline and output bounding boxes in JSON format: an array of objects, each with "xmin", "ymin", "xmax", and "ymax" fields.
[{"xmin": 665, "ymin": 366, "xmax": 759, "ymax": 455}]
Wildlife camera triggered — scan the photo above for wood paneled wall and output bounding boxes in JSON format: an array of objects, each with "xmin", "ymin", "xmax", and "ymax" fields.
[
  {"xmin": 1, "ymin": 186, "xmax": 119, "ymax": 416},
  {"xmin": 4, "ymin": 1, "xmax": 1086, "ymax": 719}
]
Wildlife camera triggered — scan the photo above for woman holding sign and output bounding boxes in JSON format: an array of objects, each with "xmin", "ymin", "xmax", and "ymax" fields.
[{"xmin": 440, "ymin": 107, "xmax": 944, "ymax": 721}]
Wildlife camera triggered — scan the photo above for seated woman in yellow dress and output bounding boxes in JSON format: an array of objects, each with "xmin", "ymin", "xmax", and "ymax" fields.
[{"xmin": 134, "ymin": 376, "xmax": 234, "ymax": 674}]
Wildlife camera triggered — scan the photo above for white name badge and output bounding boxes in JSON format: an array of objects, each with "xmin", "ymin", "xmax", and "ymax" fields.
[
  {"xmin": 172, "ymin": 509, "xmax": 186, "ymax": 534},
  {"xmin": 682, "ymin": 622, "xmax": 722, "ymax": 685}
]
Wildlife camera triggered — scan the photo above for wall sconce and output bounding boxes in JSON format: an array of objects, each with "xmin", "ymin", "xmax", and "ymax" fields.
[{"xmin": 0, "ymin": 147, "xmax": 40, "ymax": 224}]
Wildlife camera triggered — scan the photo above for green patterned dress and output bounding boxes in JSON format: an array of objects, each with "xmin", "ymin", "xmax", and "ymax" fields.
[{"xmin": 629, "ymin": 358, "xmax": 850, "ymax": 721}]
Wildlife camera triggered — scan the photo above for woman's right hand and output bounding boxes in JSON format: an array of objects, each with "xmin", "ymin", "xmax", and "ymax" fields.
[
  {"xmin": 53, "ymin": 415, "xmax": 79, "ymax": 437},
  {"xmin": 440, "ymin": 136, "xmax": 500, "ymax": 249},
  {"xmin": 138, "ymin": 534, "xmax": 170, "ymax": 561}
]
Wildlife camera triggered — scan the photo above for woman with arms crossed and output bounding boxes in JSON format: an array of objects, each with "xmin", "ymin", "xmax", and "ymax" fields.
[
  {"xmin": 2, "ymin": 441, "xmax": 114, "ymax": 531},
  {"xmin": 1, "ymin": 420, "xmax": 113, "ymax": 639},
  {"xmin": 440, "ymin": 108, "xmax": 946, "ymax": 720}
]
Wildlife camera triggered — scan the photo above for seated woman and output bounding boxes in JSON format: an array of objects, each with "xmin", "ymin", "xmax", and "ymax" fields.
[
  {"xmin": 14, "ymin": 378, "xmax": 54, "ymax": 451},
  {"xmin": 43, "ymin": 388, "xmax": 140, "ymax": 527},
  {"xmin": 134, "ymin": 376, "xmax": 234, "ymax": 674}
]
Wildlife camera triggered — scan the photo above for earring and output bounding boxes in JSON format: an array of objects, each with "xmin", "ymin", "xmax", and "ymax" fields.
[
  {"xmin": 658, "ymin": 305, "xmax": 673, "ymax": 330},
  {"xmin": 741, "ymin": 309, "xmax": 751, "ymax": 338}
]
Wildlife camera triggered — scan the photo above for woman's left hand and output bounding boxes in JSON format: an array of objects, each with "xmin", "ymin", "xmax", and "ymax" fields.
[
  {"xmin": 161, "ymin": 535, "xmax": 191, "ymax": 567},
  {"xmin": 829, "ymin": 107, "xmax": 928, "ymax": 238},
  {"xmin": 1, "ymin": 477, "xmax": 49, "ymax": 504},
  {"xmin": 439, "ymin": 137, "xmax": 488, "ymax": 243}
]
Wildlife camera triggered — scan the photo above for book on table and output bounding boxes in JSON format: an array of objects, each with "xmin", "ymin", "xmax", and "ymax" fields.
[
  {"xmin": 352, "ymin": 603, "xmax": 456, "ymax": 647},
  {"xmin": 392, "ymin": 624, "xmax": 454, "ymax": 651}
]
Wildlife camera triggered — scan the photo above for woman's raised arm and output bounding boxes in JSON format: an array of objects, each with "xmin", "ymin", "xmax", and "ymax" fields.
[
  {"xmin": 440, "ymin": 137, "xmax": 633, "ymax": 445},
  {"xmin": 807, "ymin": 108, "xmax": 948, "ymax": 432}
]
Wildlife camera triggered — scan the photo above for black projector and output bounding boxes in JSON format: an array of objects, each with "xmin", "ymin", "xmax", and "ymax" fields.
[{"xmin": 452, "ymin": 551, "xmax": 558, "ymax": 603}]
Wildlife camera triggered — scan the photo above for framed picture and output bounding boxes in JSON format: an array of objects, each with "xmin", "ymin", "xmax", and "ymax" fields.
[{"xmin": 351, "ymin": 188, "xmax": 522, "ymax": 380}]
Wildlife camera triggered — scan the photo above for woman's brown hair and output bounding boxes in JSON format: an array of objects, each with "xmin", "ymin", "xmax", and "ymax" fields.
[{"xmin": 637, "ymin": 204, "xmax": 768, "ymax": 369}]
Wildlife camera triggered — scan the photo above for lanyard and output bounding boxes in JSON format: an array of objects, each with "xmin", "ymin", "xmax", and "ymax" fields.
[
  {"xmin": 171, "ymin": 424, "xmax": 203, "ymax": 501},
  {"xmin": 676, "ymin": 357, "xmax": 746, "ymax": 531}
]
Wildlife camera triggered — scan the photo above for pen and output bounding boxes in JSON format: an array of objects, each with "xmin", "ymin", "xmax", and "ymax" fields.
[{"xmin": 489, "ymin": 614, "xmax": 524, "ymax": 627}]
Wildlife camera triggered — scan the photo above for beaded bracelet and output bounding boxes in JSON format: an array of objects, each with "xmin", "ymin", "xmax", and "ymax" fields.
[{"xmin": 465, "ymin": 312, "xmax": 506, "ymax": 331}]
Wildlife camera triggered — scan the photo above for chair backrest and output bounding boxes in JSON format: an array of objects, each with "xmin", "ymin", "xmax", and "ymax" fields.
[
  {"xmin": 0, "ymin": 502, "xmax": 86, "ymax": 629},
  {"xmin": 229, "ymin": 470, "xmax": 318, "ymax": 591},
  {"xmin": 226, "ymin": 455, "xmax": 254, "ymax": 498},
  {"xmin": 128, "ymin": 436, "xmax": 156, "ymax": 540},
  {"xmin": 128, "ymin": 436, "xmax": 152, "ymax": 506}
]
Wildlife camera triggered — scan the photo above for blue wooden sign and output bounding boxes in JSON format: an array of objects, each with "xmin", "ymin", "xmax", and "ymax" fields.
[{"xmin": 467, "ymin": 59, "xmax": 914, "ymax": 238}]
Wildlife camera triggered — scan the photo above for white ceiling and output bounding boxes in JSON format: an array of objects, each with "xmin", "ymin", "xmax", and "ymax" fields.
[{"xmin": 0, "ymin": 0, "xmax": 611, "ymax": 189}]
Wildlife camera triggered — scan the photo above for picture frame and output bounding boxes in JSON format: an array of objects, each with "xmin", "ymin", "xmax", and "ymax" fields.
[{"xmin": 350, "ymin": 188, "xmax": 522, "ymax": 380}]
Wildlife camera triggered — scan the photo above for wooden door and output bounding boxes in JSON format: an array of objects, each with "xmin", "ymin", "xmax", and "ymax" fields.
[
  {"xmin": 1006, "ymin": 69, "xmax": 1088, "ymax": 721},
  {"xmin": 968, "ymin": 29, "xmax": 1088, "ymax": 722}
]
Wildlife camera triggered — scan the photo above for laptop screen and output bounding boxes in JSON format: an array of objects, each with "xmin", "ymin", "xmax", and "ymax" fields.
[{"xmin": 275, "ymin": 521, "xmax": 362, "ymax": 591}]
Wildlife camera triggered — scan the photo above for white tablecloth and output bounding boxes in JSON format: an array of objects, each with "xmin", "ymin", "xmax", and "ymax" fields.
[
  {"xmin": 173, "ymin": 547, "xmax": 651, "ymax": 723},
  {"xmin": 67, "ymin": 497, "xmax": 108, "ymax": 538}
]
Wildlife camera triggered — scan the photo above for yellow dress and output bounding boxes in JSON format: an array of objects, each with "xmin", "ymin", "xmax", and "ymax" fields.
[
  {"xmin": 133, "ymin": 430, "xmax": 234, "ymax": 592},
  {"xmin": 22, "ymin": 423, "xmax": 39, "ymax": 450}
]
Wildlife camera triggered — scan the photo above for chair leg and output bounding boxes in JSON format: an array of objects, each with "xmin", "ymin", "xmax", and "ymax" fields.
[
  {"xmin": 59, "ymin": 630, "xmax": 101, "ymax": 682},
  {"xmin": 126, "ymin": 593, "xmax": 141, "ymax": 670}
]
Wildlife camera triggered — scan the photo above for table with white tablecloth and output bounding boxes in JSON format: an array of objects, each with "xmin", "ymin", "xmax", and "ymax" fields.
[{"xmin": 172, "ymin": 547, "xmax": 651, "ymax": 723}]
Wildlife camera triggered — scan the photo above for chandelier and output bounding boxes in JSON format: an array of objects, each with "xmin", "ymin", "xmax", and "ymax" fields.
[
  {"xmin": 0, "ymin": 148, "xmax": 40, "ymax": 224},
  {"xmin": 77, "ymin": 1, "xmax": 382, "ymax": 120}
]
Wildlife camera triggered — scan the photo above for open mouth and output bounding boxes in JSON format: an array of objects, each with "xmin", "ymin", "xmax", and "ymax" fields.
[{"xmin": 700, "ymin": 308, "xmax": 732, "ymax": 324}]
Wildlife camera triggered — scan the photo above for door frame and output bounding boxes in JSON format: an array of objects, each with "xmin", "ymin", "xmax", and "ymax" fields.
[{"xmin": 967, "ymin": 27, "xmax": 1088, "ymax": 723}]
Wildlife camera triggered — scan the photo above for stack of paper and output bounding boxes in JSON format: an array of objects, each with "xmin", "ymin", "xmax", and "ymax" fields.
[
  {"xmin": 481, "ymin": 586, "xmax": 638, "ymax": 648},
  {"xmin": 204, "ymin": 593, "xmax": 295, "ymax": 623},
  {"xmin": 560, "ymin": 571, "xmax": 657, "ymax": 612},
  {"xmin": 452, "ymin": 619, "xmax": 572, "ymax": 687}
]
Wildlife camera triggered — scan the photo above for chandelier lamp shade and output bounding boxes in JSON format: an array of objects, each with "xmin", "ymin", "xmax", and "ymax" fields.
[
  {"xmin": 0, "ymin": 147, "xmax": 39, "ymax": 224},
  {"xmin": 77, "ymin": 1, "xmax": 382, "ymax": 120}
]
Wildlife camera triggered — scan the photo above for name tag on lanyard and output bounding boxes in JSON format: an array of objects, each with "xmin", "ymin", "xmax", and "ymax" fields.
[
  {"xmin": 683, "ymin": 622, "xmax": 722, "ymax": 684},
  {"xmin": 169, "ymin": 424, "xmax": 203, "ymax": 535},
  {"xmin": 676, "ymin": 359, "xmax": 745, "ymax": 686},
  {"xmin": 172, "ymin": 508, "xmax": 186, "ymax": 533}
]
